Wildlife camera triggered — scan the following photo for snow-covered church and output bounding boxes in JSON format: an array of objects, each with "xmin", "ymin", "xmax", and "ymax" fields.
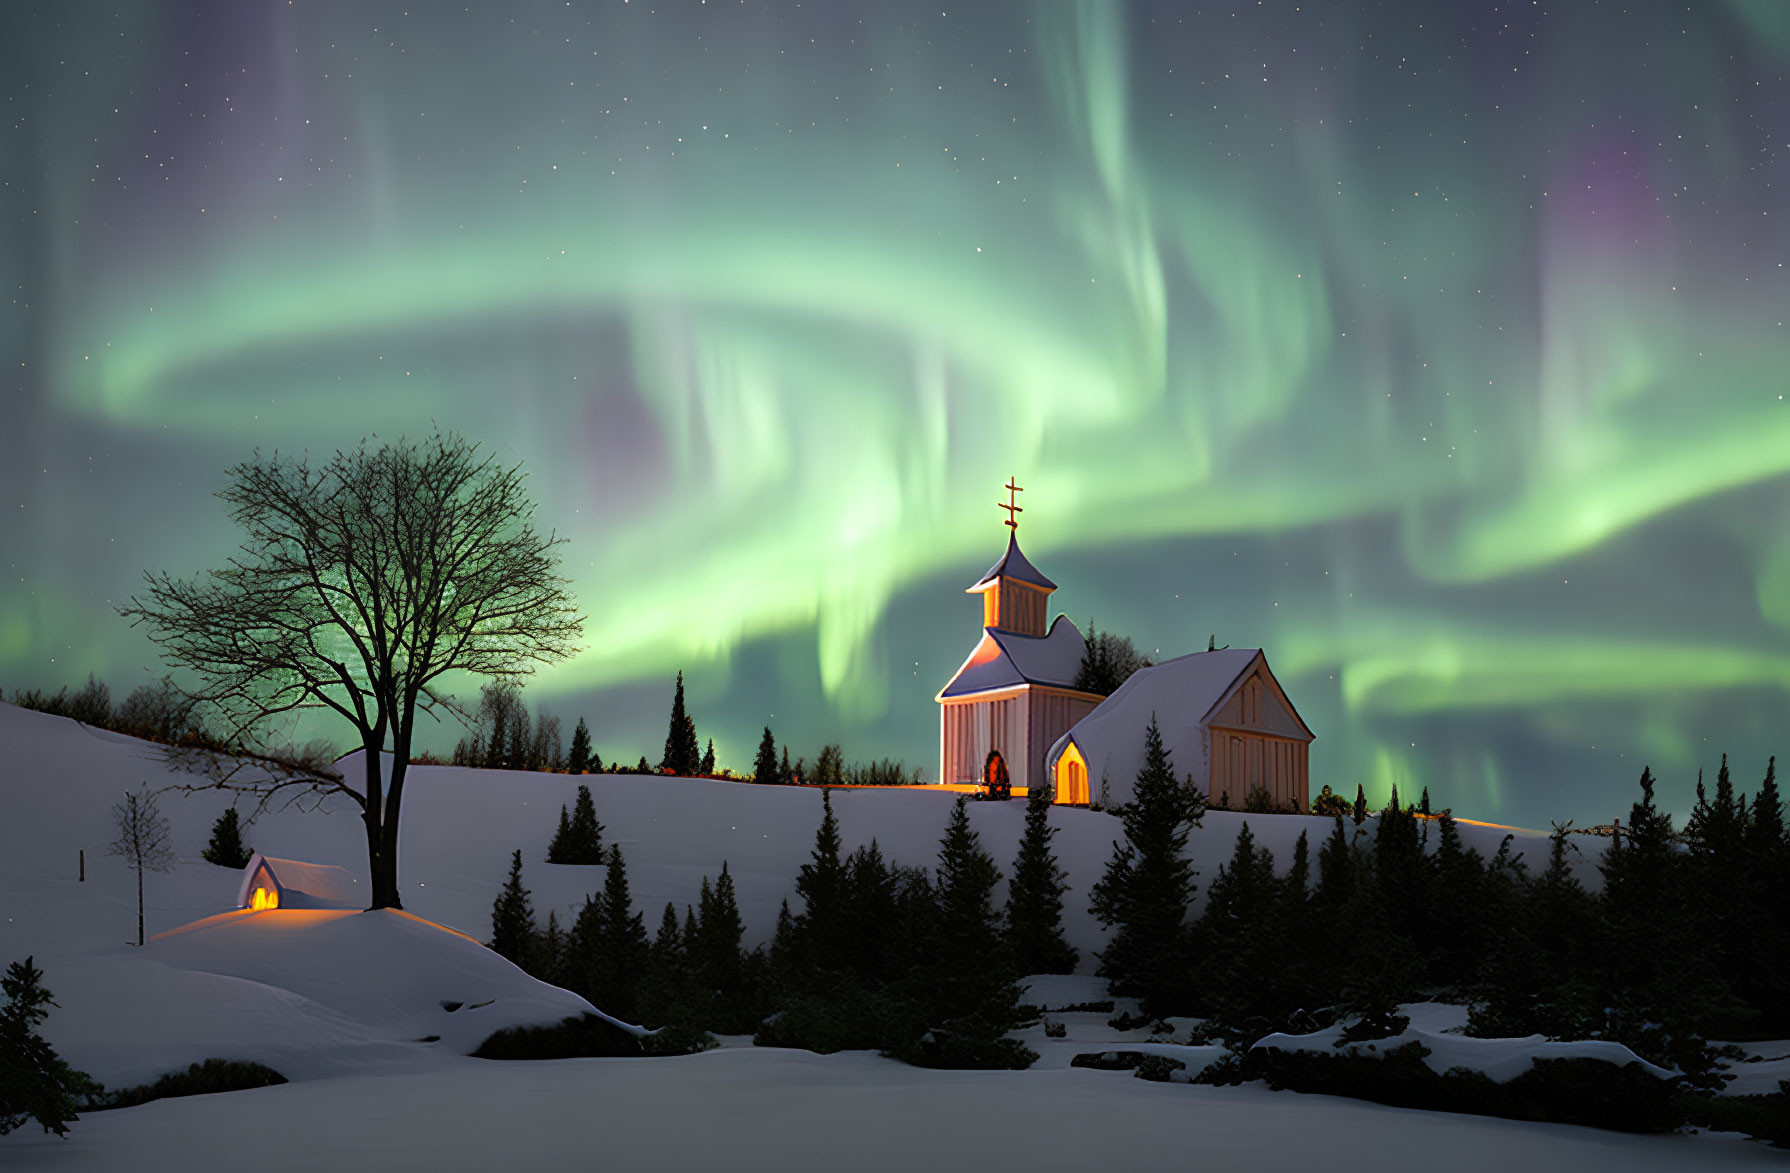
[{"xmin": 936, "ymin": 492, "xmax": 1314, "ymax": 811}]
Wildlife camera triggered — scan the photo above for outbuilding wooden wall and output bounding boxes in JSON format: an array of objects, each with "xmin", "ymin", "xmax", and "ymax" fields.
[{"xmin": 1207, "ymin": 728, "xmax": 1309, "ymax": 812}]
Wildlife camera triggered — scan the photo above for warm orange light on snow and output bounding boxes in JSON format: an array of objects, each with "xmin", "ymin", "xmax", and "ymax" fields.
[{"xmin": 249, "ymin": 886, "xmax": 278, "ymax": 910}]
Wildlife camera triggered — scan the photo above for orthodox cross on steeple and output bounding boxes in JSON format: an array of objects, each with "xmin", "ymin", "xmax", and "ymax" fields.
[{"xmin": 999, "ymin": 477, "xmax": 1024, "ymax": 530}]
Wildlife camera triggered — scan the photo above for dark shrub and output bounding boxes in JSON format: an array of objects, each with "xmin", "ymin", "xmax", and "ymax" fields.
[
  {"xmin": 1134, "ymin": 1054, "xmax": 1189, "ymax": 1082},
  {"xmin": 471, "ymin": 1013, "xmax": 647, "ymax": 1060},
  {"xmin": 753, "ymin": 982, "xmax": 895, "ymax": 1054},
  {"xmin": 890, "ymin": 1016, "xmax": 1037, "ymax": 1071},
  {"xmin": 1070, "ymin": 1050, "xmax": 1149, "ymax": 1071},
  {"xmin": 1682, "ymin": 1082, "xmax": 1790, "ymax": 1148},
  {"xmin": 92, "ymin": 1059, "xmax": 285, "ymax": 1111}
]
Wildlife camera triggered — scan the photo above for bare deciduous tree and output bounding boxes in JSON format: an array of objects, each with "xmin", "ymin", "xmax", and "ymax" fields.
[
  {"xmin": 108, "ymin": 787, "xmax": 177, "ymax": 946},
  {"xmin": 120, "ymin": 431, "xmax": 583, "ymax": 909}
]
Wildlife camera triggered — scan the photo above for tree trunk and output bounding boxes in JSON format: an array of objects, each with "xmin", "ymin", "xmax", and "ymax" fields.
[
  {"xmin": 361, "ymin": 734, "xmax": 399, "ymax": 910},
  {"xmin": 377, "ymin": 756, "xmax": 408, "ymax": 910},
  {"xmin": 136, "ymin": 865, "xmax": 145, "ymax": 946}
]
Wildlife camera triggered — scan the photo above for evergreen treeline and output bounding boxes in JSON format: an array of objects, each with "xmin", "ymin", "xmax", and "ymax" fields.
[
  {"xmin": 490, "ymin": 785, "xmax": 1077, "ymax": 1069},
  {"xmin": 748, "ymin": 726, "xmax": 922, "ymax": 785},
  {"xmin": 1098, "ymin": 745, "xmax": 1790, "ymax": 1080}
]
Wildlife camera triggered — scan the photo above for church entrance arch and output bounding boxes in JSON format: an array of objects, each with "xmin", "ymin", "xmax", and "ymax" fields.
[{"xmin": 983, "ymin": 750, "xmax": 1011, "ymax": 801}]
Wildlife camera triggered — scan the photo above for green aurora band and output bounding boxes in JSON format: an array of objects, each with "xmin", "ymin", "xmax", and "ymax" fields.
[{"xmin": 4, "ymin": 0, "xmax": 1789, "ymax": 824}]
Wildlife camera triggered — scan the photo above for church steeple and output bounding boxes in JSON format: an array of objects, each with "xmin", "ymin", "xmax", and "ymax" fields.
[{"xmin": 967, "ymin": 479, "xmax": 1055, "ymax": 637}]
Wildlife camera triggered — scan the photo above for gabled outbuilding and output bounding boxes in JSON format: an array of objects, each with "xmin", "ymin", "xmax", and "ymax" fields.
[
  {"xmin": 1044, "ymin": 647, "xmax": 1314, "ymax": 811},
  {"xmin": 237, "ymin": 852, "xmax": 362, "ymax": 911}
]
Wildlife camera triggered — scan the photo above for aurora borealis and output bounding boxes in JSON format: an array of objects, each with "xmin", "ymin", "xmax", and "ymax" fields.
[{"xmin": 4, "ymin": 1, "xmax": 1788, "ymax": 826}]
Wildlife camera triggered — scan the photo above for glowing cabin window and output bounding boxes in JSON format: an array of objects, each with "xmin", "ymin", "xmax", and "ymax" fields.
[
  {"xmin": 249, "ymin": 885, "xmax": 277, "ymax": 910},
  {"xmin": 1056, "ymin": 745, "xmax": 1090, "ymax": 805}
]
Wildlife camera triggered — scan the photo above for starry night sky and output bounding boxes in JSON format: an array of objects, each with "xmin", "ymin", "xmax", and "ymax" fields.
[{"xmin": 4, "ymin": 1, "xmax": 1788, "ymax": 826}]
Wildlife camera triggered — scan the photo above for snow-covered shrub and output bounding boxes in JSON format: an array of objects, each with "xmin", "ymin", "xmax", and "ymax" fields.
[
  {"xmin": 91, "ymin": 1059, "xmax": 286, "ymax": 1112},
  {"xmin": 471, "ymin": 1013, "xmax": 647, "ymax": 1060},
  {"xmin": 1244, "ymin": 1039, "xmax": 1683, "ymax": 1133}
]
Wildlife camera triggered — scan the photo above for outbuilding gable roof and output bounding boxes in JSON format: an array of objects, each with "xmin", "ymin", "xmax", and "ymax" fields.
[{"xmin": 937, "ymin": 614, "xmax": 1088, "ymax": 699}]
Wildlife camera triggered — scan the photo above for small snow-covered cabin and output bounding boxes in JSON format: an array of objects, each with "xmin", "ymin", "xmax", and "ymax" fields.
[
  {"xmin": 935, "ymin": 530, "xmax": 1105, "ymax": 794},
  {"xmin": 237, "ymin": 853, "xmax": 361, "ymax": 911},
  {"xmin": 1044, "ymin": 647, "xmax": 1314, "ymax": 811}
]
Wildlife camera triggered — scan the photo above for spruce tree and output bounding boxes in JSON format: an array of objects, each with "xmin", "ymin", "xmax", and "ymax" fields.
[
  {"xmin": 635, "ymin": 755, "xmax": 652, "ymax": 775},
  {"xmin": 566, "ymin": 784, "xmax": 605, "ymax": 865},
  {"xmin": 1005, "ymin": 785, "xmax": 1078, "ymax": 975},
  {"xmin": 754, "ymin": 727, "xmax": 779, "ymax": 784},
  {"xmin": 1419, "ymin": 786, "xmax": 1432, "ymax": 816},
  {"xmin": 701, "ymin": 739, "xmax": 716, "ymax": 776},
  {"xmin": 902, "ymin": 796, "xmax": 1034, "ymax": 1069},
  {"xmin": 638, "ymin": 901, "xmax": 690, "ymax": 1028},
  {"xmin": 1088, "ymin": 715, "xmax": 1199, "ymax": 1015},
  {"xmin": 1311, "ymin": 815, "xmax": 1367, "ymax": 996},
  {"xmin": 1273, "ymin": 829, "xmax": 1316, "ymax": 1008},
  {"xmin": 1749, "ymin": 756, "xmax": 1784, "ymax": 861},
  {"xmin": 1744, "ymin": 758, "xmax": 1790, "ymax": 1030},
  {"xmin": 793, "ymin": 789, "xmax": 849, "ymax": 973},
  {"xmin": 693, "ymin": 862, "xmax": 748, "ymax": 1028},
  {"xmin": 843, "ymin": 840, "xmax": 899, "ymax": 981},
  {"xmin": 566, "ymin": 717, "xmax": 593, "ymax": 775},
  {"xmin": 201, "ymin": 807, "xmax": 253, "ymax": 869},
  {"xmin": 589, "ymin": 845, "xmax": 650, "ymax": 1022},
  {"xmin": 1352, "ymin": 784, "xmax": 1368, "ymax": 825},
  {"xmin": 1684, "ymin": 755, "xmax": 1748, "ymax": 1021},
  {"xmin": 1598, "ymin": 766, "xmax": 1723, "ymax": 1067},
  {"xmin": 546, "ymin": 804, "xmax": 572, "ymax": 863},
  {"xmin": 660, "ymin": 671, "xmax": 700, "ymax": 776},
  {"xmin": 1365, "ymin": 793, "xmax": 1430, "ymax": 995},
  {"xmin": 1471, "ymin": 823, "xmax": 1596, "ymax": 1039},
  {"xmin": 1197, "ymin": 822, "xmax": 1289, "ymax": 1023},
  {"xmin": 0, "ymin": 957, "xmax": 100, "ymax": 1138},
  {"xmin": 770, "ymin": 897, "xmax": 797, "ymax": 975},
  {"xmin": 535, "ymin": 909, "xmax": 565, "ymax": 987},
  {"xmin": 490, "ymin": 850, "xmax": 536, "ymax": 964},
  {"xmin": 780, "ymin": 746, "xmax": 793, "ymax": 785},
  {"xmin": 1427, "ymin": 810, "xmax": 1485, "ymax": 986},
  {"xmin": 1372, "ymin": 794, "xmax": 1426, "ymax": 926}
]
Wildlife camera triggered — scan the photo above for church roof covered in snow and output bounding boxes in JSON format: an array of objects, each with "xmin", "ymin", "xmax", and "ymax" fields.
[
  {"xmin": 1045, "ymin": 647, "xmax": 1310, "ymax": 801},
  {"xmin": 967, "ymin": 533, "xmax": 1057, "ymax": 592},
  {"xmin": 937, "ymin": 614, "xmax": 1088, "ymax": 699}
]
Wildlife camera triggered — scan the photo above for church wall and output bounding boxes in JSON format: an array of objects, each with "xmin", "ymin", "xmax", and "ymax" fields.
[{"xmin": 940, "ymin": 694, "xmax": 1027, "ymax": 787}]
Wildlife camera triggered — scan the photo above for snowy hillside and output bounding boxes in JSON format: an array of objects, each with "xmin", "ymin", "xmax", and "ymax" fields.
[
  {"xmin": 0, "ymin": 700, "xmax": 1568, "ymax": 955},
  {"xmin": 4, "ymin": 701, "xmax": 1778, "ymax": 1172}
]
